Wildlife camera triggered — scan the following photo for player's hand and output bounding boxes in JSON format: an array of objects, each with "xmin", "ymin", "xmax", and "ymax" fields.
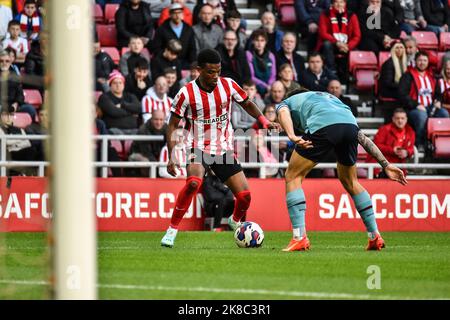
[
  {"xmin": 267, "ymin": 122, "xmax": 282, "ymax": 131},
  {"xmin": 290, "ymin": 136, "xmax": 313, "ymax": 149},
  {"xmin": 384, "ymin": 164, "xmax": 408, "ymax": 186},
  {"xmin": 167, "ymin": 159, "xmax": 180, "ymax": 177}
]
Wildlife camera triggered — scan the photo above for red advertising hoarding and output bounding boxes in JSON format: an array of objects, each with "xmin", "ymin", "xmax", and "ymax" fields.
[{"xmin": 0, "ymin": 177, "xmax": 449, "ymax": 232}]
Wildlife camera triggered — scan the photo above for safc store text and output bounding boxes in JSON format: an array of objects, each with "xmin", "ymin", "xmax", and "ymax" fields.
[{"xmin": 0, "ymin": 192, "xmax": 449, "ymax": 220}]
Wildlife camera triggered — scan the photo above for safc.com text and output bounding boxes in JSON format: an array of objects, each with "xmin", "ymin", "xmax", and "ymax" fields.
[
  {"xmin": 319, "ymin": 194, "xmax": 450, "ymax": 219},
  {"xmin": 0, "ymin": 192, "xmax": 202, "ymax": 219}
]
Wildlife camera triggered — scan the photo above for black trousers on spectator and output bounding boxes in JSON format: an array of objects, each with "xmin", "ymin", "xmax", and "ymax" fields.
[
  {"xmin": 321, "ymin": 41, "xmax": 349, "ymax": 85},
  {"xmin": 359, "ymin": 37, "xmax": 384, "ymax": 56},
  {"xmin": 205, "ymin": 198, "xmax": 235, "ymax": 228}
]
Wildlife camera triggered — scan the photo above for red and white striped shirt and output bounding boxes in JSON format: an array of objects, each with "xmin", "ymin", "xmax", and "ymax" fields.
[
  {"xmin": 171, "ymin": 77, "xmax": 248, "ymax": 155},
  {"xmin": 142, "ymin": 87, "xmax": 173, "ymax": 123},
  {"xmin": 416, "ymin": 74, "xmax": 434, "ymax": 107},
  {"xmin": 439, "ymin": 78, "xmax": 450, "ymax": 95}
]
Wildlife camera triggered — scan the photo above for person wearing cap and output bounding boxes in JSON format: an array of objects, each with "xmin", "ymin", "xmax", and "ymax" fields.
[
  {"xmin": 157, "ymin": 0, "xmax": 193, "ymax": 27},
  {"xmin": 115, "ymin": 0, "xmax": 154, "ymax": 49},
  {"xmin": 97, "ymin": 70, "xmax": 141, "ymax": 134},
  {"xmin": 151, "ymin": 2, "xmax": 197, "ymax": 69}
]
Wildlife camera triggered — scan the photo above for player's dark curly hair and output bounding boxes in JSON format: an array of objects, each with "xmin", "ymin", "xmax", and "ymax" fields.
[
  {"xmin": 197, "ymin": 49, "xmax": 221, "ymax": 68},
  {"xmin": 285, "ymin": 87, "xmax": 310, "ymax": 98}
]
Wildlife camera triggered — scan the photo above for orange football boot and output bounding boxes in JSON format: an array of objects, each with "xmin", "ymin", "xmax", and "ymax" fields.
[
  {"xmin": 366, "ymin": 234, "xmax": 386, "ymax": 251},
  {"xmin": 282, "ymin": 237, "xmax": 311, "ymax": 252}
]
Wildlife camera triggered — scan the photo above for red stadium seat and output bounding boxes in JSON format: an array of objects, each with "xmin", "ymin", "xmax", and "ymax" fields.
[
  {"xmin": 94, "ymin": 4, "xmax": 104, "ymax": 23},
  {"xmin": 96, "ymin": 24, "xmax": 117, "ymax": 47},
  {"xmin": 439, "ymin": 32, "xmax": 450, "ymax": 51},
  {"xmin": 355, "ymin": 69, "xmax": 377, "ymax": 91},
  {"xmin": 412, "ymin": 31, "xmax": 439, "ymax": 50},
  {"xmin": 434, "ymin": 136, "xmax": 450, "ymax": 158},
  {"xmin": 105, "ymin": 4, "xmax": 119, "ymax": 24},
  {"xmin": 427, "ymin": 118, "xmax": 450, "ymax": 140},
  {"xmin": 349, "ymin": 51, "xmax": 378, "ymax": 73},
  {"xmin": 378, "ymin": 51, "xmax": 391, "ymax": 70},
  {"xmin": 357, "ymin": 144, "xmax": 368, "ymax": 162},
  {"xmin": 110, "ymin": 140, "xmax": 125, "ymax": 160},
  {"xmin": 274, "ymin": 0, "xmax": 294, "ymax": 9},
  {"xmin": 400, "ymin": 31, "xmax": 408, "ymax": 40},
  {"xmin": 23, "ymin": 89, "xmax": 43, "ymax": 108},
  {"xmin": 279, "ymin": 5, "xmax": 296, "ymax": 26},
  {"xmin": 102, "ymin": 47, "xmax": 120, "ymax": 64},
  {"xmin": 12, "ymin": 112, "xmax": 32, "ymax": 129}
]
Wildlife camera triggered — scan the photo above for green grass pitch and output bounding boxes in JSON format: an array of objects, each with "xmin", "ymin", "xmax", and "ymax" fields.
[{"xmin": 0, "ymin": 232, "xmax": 449, "ymax": 300}]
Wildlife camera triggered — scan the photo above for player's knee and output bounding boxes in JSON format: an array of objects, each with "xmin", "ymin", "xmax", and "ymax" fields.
[{"xmin": 186, "ymin": 177, "xmax": 202, "ymax": 193}]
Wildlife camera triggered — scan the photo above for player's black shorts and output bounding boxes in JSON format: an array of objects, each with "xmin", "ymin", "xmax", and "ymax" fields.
[
  {"xmin": 187, "ymin": 148, "xmax": 243, "ymax": 183},
  {"xmin": 295, "ymin": 124, "xmax": 359, "ymax": 166}
]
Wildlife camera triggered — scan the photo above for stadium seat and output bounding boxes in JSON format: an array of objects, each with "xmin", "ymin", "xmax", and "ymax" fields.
[
  {"xmin": 104, "ymin": 4, "xmax": 119, "ymax": 24},
  {"xmin": 23, "ymin": 89, "xmax": 43, "ymax": 108},
  {"xmin": 278, "ymin": 5, "xmax": 296, "ymax": 26},
  {"xmin": 400, "ymin": 31, "xmax": 408, "ymax": 40},
  {"xmin": 102, "ymin": 47, "xmax": 120, "ymax": 64},
  {"xmin": 434, "ymin": 136, "xmax": 450, "ymax": 158},
  {"xmin": 439, "ymin": 32, "xmax": 450, "ymax": 51},
  {"xmin": 110, "ymin": 140, "xmax": 125, "ymax": 160},
  {"xmin": 412, "ymin": 31, "xmax": 439, "ymax": 50},
  {"xmin": 94, "ymin": 4, "xmax": 104, "ymax": 23},
  {"xmin": 349, "ymin": 51, "xmax": 378, "ymax": 91},
  {"xmin": 357, "ymin": 144, "xmax": 368, "ymax": 162},
  {"xmin": 427, "ymin": 118, "xmax": 450, "ymax": 140},
  {"xmin": 96, "ymin": 24, "xmax": 118, "ymax": 47},
  {"xmin": 12, "ymin": 112, "xmax": 32, "ymax": 129},
  {"xmin": 378, "ymin": 51, "xmax": 391, "ymax": 70},
  {"xmin": 355, "ymin": 69, "xmax": 376, "ymax": 91}
]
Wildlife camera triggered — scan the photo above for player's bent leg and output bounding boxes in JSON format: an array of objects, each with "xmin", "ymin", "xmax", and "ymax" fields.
[
  {"xmin": 161, "ymin": 164, "xmax": 205, "ymax": 248},
  {"xmin": 225, "ymin": 171, "xmax": 250, "ymax": 231},
  {"xmin": 283, "ymin": 152, "xmax": 316, "ymax": 252},
  {"xmin": 337, "ymin": 163, "xmax": 385, "ymax": 251}
]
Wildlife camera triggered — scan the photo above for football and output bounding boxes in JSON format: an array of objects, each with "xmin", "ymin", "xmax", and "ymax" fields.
[{"xmin": 234, "ymin": 221, "xmax": 264, "ymax": 248}]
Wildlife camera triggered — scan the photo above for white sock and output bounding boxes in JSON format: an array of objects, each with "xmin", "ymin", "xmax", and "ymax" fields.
[
  {"xmin": 293, "ymin": 228, "xmax": 302, "ymax": 240},
  {"xmin": 368, "ymin": 231, "xmax": 378, "ymax": 240}
]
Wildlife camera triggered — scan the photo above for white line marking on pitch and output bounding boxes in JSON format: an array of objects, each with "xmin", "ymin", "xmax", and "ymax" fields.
[{"xmin": 0, "ymin": 279, "xmax": 448, "ymax": 300}]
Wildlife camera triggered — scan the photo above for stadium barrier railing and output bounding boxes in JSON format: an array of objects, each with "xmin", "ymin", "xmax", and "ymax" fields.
[{"xmin": 1, "ymin": 134, "xmax": 448, "ymax": 179}]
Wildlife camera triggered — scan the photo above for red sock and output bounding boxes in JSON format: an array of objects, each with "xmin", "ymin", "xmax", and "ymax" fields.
[
  {"xmin": 170, "ymin": 176, "xmax": 202, "ymax": 229},
  {"xmin": 232, "ymin": 190, "xmax": 251, "ymax": 222}
]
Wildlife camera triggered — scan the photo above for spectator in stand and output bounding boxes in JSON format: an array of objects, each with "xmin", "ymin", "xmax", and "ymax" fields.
[
  {"xmin": 142, "ymin": 75, "xmax": 173, "ymax": 123},
  {"xmin": 420, "ymin": 0, "xmax": 450, "ymax": 36},
  {"xmin": 254, "ymin": 11, "xmax": 284, "ymax": 54},
  {"xmin": 0, "ymin": 106, "xmax": 37, "ymax": 175},
  {"xmin": 152, "ymin": 3, "xmax": 197, "ymax": 69},
  {"xmin": 125, "ymin": 57, "xmax": 152, "ymax": 101},
  {"xmin": 398, "ymin": 51, "xmax": 449, "ymax": 151},
  {"xmin": 246, "ymin": 29, "xmax": 276, "ymax": 96},
  {"xmin": 231, "ymin": 80, "xmax": 264, "ymax": 130},
  {"xmin": 403, "ymin": 36, "xmax": 418, "ymax": 67},
  {"xmin": 264, "ymin": 80, "xmax": 286, "ymax": 105},
  {"xmin": 151, "ymin": 39, "xmax": 182, "ymax": 81},
  {"xmin": 438, "ymin": 59, "xmax": 450, "ymax": 113},
  {"xmin": 0, "ymin": 50, "xmax": 36, "ymax": 119},
  {"xmin": 358, "ymin": 0, "xmax": 402, "ymax": 55},
  {"xmin": 96, "ymin": 0, "xmax": 123, "ymax": 10},
  {"xmin": 25, "ymin": 107, "xmax": 47, "ymax": 161},
  {"xmin": 193, "ymin": 4, "xmax": 224, "ymax": 52},
  {"xmin": 97, "ymin": 70, "xmax": 141, "ymax": 134},
  {"xmin": 216, "ymin": 29, "xmax": 250, "ymax": 86},
  {"xmin": 193, "ymin": 0, "xmax": 237, "ymax": 28},
  {"xmin": 2, "ymin": 20, "xmax": 28, "ymax": 65},
  {"xmin": 115, "ymin": 0, "xmax": 154, "ymax": 49},
  {"xmin": 399, "ymin": 0, "xmax": 428, "ymax": 34},
  {"xmin": 179, "ymin": 60, "xmax": 199, "ymax": 86},
  {"xmin": 164, "ymin": 67, "xmax": 181, "ymax": 99},
  {"xmin": 158, "ymin": 0, "xmax": 193, "ymax": 26},
  {"xmin": 158, "ymin": 126, "xmax": 187, "ymax": 178},
  {"xmin": 94, "ymin": 39, "xmax": 116, "ymax": 93},
  {"xmin": 379, "ymin": 41, "xmax": 408, "ymax": 100},
  {"xmin": 0, "ymin": 4, "xmax": 12, "ymax": 42},
  {"xmin": 299, "ymin": 52, "xmax": 337, "ymax": 91},
  {"xmin": 316, "ymin": 0, "xmax": 361, "ymax": 82},
  {"xmin": 119, "ymin": 36, "xmax": 150, "ymax": 77},
  {"xmin": 144, "ymin": 0, "xmax": 170, "ymax": 18},
  {"xmin": 23, "ymin": 38, "xmax": 44, "ymax": 91},
  {"xmin": 202, "ymin": 169, "xmax": 235, "ymax": 231},
  {"xmin": 327, "ymin": 79, "xmax": 358, "ymax": 116},
  {"xmin": 225, "ymin": 9, "xmax": 247, "ymax": 49},
  {"xmin": 14, "ymin": 0, "xmax": 42, "ymax": 40},
  {"xmin": 128, "ymin": 109, "xmax": 168, "ymax": 176},
  {"xmin": 294, "ymin": 0, "xmax": 330, "ymax": 52},
  {"xmin": 5, "ymin": 47, "xmax": 21, "ymax": 75},
  {"xmin": 366, "ymin": 108, "xmax": 415, "ymax": 177},
  {"xmin": 278, "ymin": 63, "xmax": 302, "ymax": 95},
  {"xmin": 275, "ymin": 32, "xmax": 305, "ymax": 82}
]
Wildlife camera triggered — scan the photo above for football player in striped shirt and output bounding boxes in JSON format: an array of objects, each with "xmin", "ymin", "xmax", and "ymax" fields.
[{"xmin": 161, "ymin": 49, "xmax": 280, "ymax": 248}]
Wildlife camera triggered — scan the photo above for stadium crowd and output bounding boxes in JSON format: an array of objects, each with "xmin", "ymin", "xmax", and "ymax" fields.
[{"xmin": 0, "ymin": 0, "xmax": 450, "ymax": 179}]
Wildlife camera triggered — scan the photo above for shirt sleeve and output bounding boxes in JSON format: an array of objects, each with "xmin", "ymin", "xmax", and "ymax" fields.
[
  {"xmin": 170, "ymin": 87, "xmax": 188, "ymax": 118},
  {"xmin": 275, "ymin": 98, "xmax": 290, "ymax": 114},
  {"xmin": 230, "ymin": 79, "xmax": 248, "ymax": 103}
]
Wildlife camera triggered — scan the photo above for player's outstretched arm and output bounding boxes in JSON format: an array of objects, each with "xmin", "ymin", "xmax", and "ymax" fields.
[
  {"xmin": 357, "ymin": 131, "xmax": 408, "ymax": 185},
  {"xmin": 277, "ymin": 106, "xmax": 312, "ymax": 149},
  {"xmin": 166, "ymin": 114, "xmax": 182, "ymax": 177}
]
